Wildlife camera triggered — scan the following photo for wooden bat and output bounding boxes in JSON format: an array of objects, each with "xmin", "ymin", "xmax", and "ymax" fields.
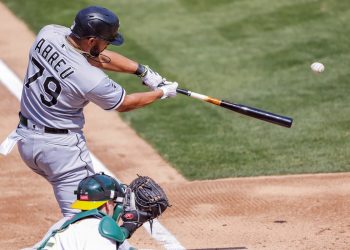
[{"xmin": 176, "ymin": 88, "xmax": 293, "ymax": 128}]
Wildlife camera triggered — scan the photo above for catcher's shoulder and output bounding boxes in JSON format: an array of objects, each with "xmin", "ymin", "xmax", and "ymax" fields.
[{"xmin": 99, "ymin": 216, "xmax": 126, "ymax": 243}]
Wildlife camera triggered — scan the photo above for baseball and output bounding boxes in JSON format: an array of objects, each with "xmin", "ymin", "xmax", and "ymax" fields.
[{"xmin": 310, "ymin": 62, "xmax": 325, "ymax": 73}]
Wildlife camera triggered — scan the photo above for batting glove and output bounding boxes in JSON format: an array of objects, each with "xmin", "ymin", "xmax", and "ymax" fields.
[
  {"xmin": 135, "ymin": 64, "xmax": 164, "ymax": 90},
  {"xmin": 158, "ymin": 81, "xmax": 178, "ymax": 99}
]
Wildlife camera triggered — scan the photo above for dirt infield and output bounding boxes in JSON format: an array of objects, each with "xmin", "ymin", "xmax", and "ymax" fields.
[{"xmin": 1, "ymin": 3, "xmax": 350, "ymax": 249}]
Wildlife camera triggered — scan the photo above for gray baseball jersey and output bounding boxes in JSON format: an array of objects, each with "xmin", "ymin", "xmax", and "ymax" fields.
[
  {"xmin": 21, "ymin": 24, "xmax": 125, "ymax": 129},
  {"xmin": 17, "ymin": 25, "xmax": 126, "ymax": 217}
]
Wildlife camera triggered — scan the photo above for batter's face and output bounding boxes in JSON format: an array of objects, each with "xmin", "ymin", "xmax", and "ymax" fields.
[{"xmin": 86, "ymin": 37, "xmax": 110, "ymax": 57}]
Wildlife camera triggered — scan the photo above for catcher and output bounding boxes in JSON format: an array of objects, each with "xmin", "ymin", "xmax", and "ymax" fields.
[{"xmin": 36, "ymin": 173, "xmax": 169, "ymax": 250}]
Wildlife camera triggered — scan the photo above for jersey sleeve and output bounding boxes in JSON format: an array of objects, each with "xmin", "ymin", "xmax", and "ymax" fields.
[{"xmin": 86, "ymin": 77, "xmax": 126, "ymax": 111}]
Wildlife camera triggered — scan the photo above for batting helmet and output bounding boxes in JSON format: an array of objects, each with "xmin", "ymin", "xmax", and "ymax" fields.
[
  {"xmin": 71, "ymin": 6, "xmax": 124, "ymax": 46},
  {"xmin": 71, "ymin": 173, "xmax": 125, "ymax": 210}
]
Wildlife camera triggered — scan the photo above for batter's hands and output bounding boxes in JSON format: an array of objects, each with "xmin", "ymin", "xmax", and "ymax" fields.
[
  {"xmin": 139, "ymin": 65, "xmax": 164, "ymax": 90},
  {"xmin": 158, "ymin": 81, "xmax": 178, "ymax": 99}
]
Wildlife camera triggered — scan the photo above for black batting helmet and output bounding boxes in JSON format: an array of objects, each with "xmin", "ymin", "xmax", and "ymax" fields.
[{"xmin": 71, "ymin": 6, "xmax": 124, "ymax": 46}]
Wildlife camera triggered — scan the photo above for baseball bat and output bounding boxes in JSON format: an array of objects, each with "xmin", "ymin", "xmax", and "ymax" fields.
[{"xmin": 176, "ymin": 88, "xmax": 293, "ymax": 128}]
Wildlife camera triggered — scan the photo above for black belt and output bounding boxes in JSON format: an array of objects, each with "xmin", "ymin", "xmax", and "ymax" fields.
[{"xmin": 19, "ymin": 112, "xmax": 69, "ymax": 134}]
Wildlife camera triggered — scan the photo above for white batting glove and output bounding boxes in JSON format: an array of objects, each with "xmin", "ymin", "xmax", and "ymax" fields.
[
  {"xmin": 158, "ymin": 81, "xmax": 178, "ymax": 99},
  {"xmin": 139, "ymin": 65, "xmax": 164, "ymax": 90}
]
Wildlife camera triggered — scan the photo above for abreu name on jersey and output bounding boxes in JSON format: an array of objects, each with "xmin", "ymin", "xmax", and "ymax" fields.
[{"xmin": 34, "ymin": 37, "xmax": 75, "ymax": 79}]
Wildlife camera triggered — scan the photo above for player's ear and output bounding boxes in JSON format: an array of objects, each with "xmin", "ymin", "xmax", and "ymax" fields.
[{"xmin": 87, "ymin": 37, "xmax": 97, "ymax": 47}]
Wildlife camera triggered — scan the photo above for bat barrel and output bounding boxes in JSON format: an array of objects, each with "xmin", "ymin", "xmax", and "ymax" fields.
[
  {"xmin": 221, "ymin": 100, "xmax": 293, "ymax": 128},
  {"xmin": 176, "ymin": 88, "xmax": 293, "ymax": 128}
]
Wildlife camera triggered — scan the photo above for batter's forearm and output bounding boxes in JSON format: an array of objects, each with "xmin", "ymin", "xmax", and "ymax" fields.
[
  {"xmin": 116, "ymin": 90, "xmax": 163, "ymax": 112},
  {"xmin": 89, "ymin": 50, "xmax": 139, "ymax": 73}
]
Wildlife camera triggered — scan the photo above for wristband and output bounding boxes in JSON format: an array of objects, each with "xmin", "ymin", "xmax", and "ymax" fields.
[{"xmin": 135, "ymin": 64, "xmax": 147, "ymax": 77}]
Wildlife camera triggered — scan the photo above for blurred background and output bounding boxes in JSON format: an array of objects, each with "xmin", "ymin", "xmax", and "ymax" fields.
[{"xmin": 3, "ymin": 0, "xmax": 350, "ymax": 180}]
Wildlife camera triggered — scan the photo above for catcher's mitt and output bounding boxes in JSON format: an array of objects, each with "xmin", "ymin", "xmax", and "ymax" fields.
[
  {"xmin": 121, "ymin": 175, "xmax": 170, "ymax": 237},
  {"xmin": 129, "ymin": 175, "xmax": 170, "ymax": 219}
]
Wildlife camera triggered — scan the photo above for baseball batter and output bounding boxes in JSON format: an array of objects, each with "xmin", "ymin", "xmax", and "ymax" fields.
[{"xmin": 12, "ymin": 6, "xmax": 178, "ymax": 217}]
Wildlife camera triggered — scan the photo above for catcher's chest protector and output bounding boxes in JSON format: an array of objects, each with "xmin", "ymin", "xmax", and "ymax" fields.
[{"xmin": 38, "ymin": 209, "xmax": 125, "ymax": 249}]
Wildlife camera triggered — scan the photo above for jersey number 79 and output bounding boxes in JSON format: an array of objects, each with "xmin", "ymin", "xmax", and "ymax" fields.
[{"xmin": 25, "ymin": 56, "xmax": 62, "ymax": 107}]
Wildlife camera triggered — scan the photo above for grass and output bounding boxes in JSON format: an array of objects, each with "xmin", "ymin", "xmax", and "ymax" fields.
[{"xmin": 3, "ymin": 0, "xmax": 350, "ymax": 179}]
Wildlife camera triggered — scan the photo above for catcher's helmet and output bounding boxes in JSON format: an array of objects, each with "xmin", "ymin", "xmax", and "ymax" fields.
[
  {"xmin": 71, "ymin": 6, "xmax": 124, "ymax": 46},
  {"xmin": 71, "ymin": 173, "xmax": 125, "ymax": 210}
]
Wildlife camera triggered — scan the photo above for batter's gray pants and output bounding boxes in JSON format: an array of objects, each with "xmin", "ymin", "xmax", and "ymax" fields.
[{"xmin": 16, "ymin": 124, "xmax": 95, "ymax": 217}]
